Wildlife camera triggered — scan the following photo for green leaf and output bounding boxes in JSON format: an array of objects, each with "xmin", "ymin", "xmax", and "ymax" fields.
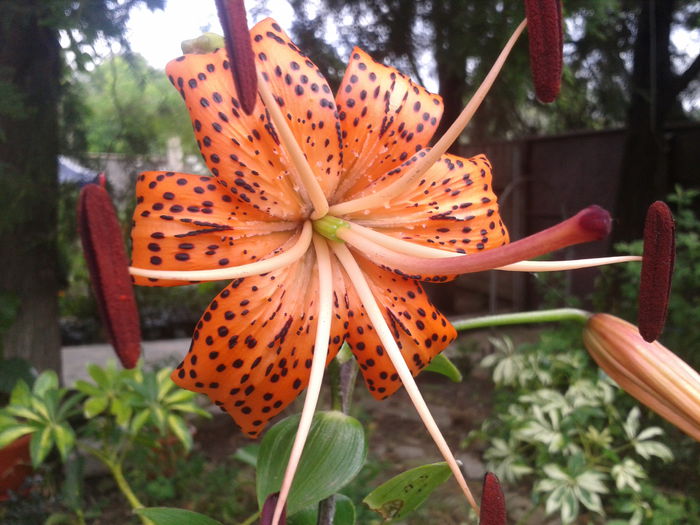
[
  {"xmin": 0, "ymin": 425, "xmax": 36, "ymax": 448},
  {"xmin": 52, "ymin": 424, "xmax": 76, "ymax": 461},
  {"xmin": 423, "ymin": 354, "xmax": 463, "ymax": 382},
  {"xmin": 87, "ymin": 363, "xmax": 109, "ymax": 388},
  {"xmin": 287, "ymin": 494, "xmax": 356, "ymax": 525},
  {"xmin": 166, "ymin": 414, "xmax": 192, "ymax": 451},
  {"xmin": 257, "ymin": 411, "xmax": 366, "ymax": 516},
  {"xmin": 84, "ymin": 396, "xmax": 109, "ymax": 418},
  {"xmin": 74, "ymin": 379, "xmax": 102, "ymax": 396},
  {"xmin": 9, "ymin": 380, "xmax": 32, "ymax": 407},
  {"xmin": 5, "ymin": 404, "xmax": 43, "ymax": 423},
  {"xmin": 363, "ymin": 462, "xmax": 452, "ymax": 521},
  {"xmin": 233, "ymin": 444, "xmax": 260, "ymax": 468},
  {"xmin": 33, "ymin": 370, "xmax": 59, "ymax": 397},
  {"xmin": 30, "ymin": 425, "xmax": 54, "ymax": 467},
  {"xmin": 110, "ymin": 397, "xmax": 132, "ymax": 426},
  {"xmin": 134, "ymin": 507, "xmax": 223, "ymax": 525},
  {"xmin": 131, "ymin": 409, "xmax": 151, "ymax": 435}
]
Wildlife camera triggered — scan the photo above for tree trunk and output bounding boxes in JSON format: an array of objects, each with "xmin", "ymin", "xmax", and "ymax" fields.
[
  {"xmin": 614, "ymin": 0, "xmax": 675, "ymax": 241},
  {"xmin": 0, "ymin": 1, "xmax": 62, "ymax": 373}
]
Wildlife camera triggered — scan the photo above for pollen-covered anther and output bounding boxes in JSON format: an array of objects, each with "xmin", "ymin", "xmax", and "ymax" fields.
[
  {"xmin": 78, "ymin": 183, "xmax": 141, "ymax": 369},
  {"xmin": 638, "ymin": 201, "xmax": 675, "ymax": 342},
  {"xmin": 479, "ymin": 472, "xmax": 507, "ymax": 525},
  {"xmin": 215, "ymin": 0, "xmax": 257, "ymax": 114},
  {"xmin": 523, "ymin": 0, "xmax": 563, "ymax": 103}
]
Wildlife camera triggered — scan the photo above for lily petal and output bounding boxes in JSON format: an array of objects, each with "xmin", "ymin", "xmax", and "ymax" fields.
[
  {"xmin": 334, "ymin": 47, "xmax": 443, "ymax": 201},
  {"xmin": 250, "ymin": 18, "xmax": 343, "ymax": 201},
  {"xmin": 171, "ymin": 249, "xmax": 345, "ymax": 436},
  {"xmin": 345, "ymin": 152, "xmax": 508, "ymax": 255},
  {"xmin": 342, "ymin": 255, "xmax": 456, "ymax": 399},
  {"xmin": 166, "ymin": 50, "xmax": 305, "ymax": 220},
  {"xmin": 131, "ymin": 171, "xmax": 298, "ymax": 286}
]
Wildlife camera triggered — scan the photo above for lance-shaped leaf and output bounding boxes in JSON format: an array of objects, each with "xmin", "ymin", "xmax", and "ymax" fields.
[
  {"xmin": 363, "ymin": 462, "xmax": 452, "ymax": 521},
  {"xmin": 135, "ymin": 507, "xmax": 223, "ymax": 525},
  {"xmin": 257, "ymin": 411, "xmax": 366, "ymax": 516}
]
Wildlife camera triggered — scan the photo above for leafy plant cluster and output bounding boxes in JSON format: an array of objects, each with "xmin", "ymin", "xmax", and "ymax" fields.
[
  {"xmin": 470, "ymin": 326, "xmax": 699, "ymax": 524},
  {"xmin": 0, "ymin": 362, "xmax": 209, "ymax": 524}
]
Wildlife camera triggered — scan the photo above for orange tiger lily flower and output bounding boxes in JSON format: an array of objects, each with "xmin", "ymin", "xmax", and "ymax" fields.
[{"xmin": 128, "ymin": 17, "xmax": 636, "ymax": 518}]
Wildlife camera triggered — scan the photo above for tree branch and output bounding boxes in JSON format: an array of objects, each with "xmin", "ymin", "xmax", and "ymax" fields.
[{"xmin": 673, "ymin": 51, "xmax": 700, "ymax": 98}]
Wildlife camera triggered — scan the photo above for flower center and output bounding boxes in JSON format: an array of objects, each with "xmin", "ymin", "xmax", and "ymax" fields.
[{"xmin": 312, "ymin": 215, "xmax": 349, "ymax": 242}]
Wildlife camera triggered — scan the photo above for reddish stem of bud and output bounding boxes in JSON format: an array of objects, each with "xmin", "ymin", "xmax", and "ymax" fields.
[
  {"xmin": 523, "ymin": 0, "xmax": 563, "ymax": 103},
  {"xmin": 260, "ymin": 492, "xmax": 286, "ymax": 525},
  {"xmin": 479, "ymin": 472, "xmax": 507, "ymax": 525},
  {"xmin": 215, "ymin": 0, "xmax": 257, "ymax": 115},
  {"xmin": 78, "ymin": 184, "xmax": 141, "ymax": 369},
  {"xmin": 638, "ymin": 201, "xmax": 675, "ymax": 342}
]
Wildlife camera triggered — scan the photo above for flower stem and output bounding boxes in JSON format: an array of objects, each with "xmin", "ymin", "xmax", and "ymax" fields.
[
  {"xmin": 238, "ymin": 510, "xmax": 261, "ymax": 525},
  {"xmin": 451, "ymin": 308, "xmax": 590, "ymax": 332}
]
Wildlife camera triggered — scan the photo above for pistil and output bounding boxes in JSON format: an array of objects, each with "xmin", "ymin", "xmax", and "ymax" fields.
[{"xmin": 340, "ymin": 206, "xmax": 612, "ymax": 278}]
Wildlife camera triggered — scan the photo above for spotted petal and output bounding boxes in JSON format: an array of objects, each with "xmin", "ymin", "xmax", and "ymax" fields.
[
  {"xmin": 341, "ymin": 256, "xmax": 456, "ymax": 399},
  {"xmin": 172, "ymin": 250, "xmax": 347, "ymax": 437},
  {"xmin": 131, "ymin": 171, "xmax": 297, "ymax": 286},
  {"xmin": 333, "ymin": 47, "xmax": 443, "ymax": 202},
  {"xmin": 167, "ymin": 49, "xmax": 303, "ymax": 220},
  {"xmin": 345, "ymin": 153, "xmax": 509, "ymax": 254},
  {"xmin": 250, "ymin": 18, "xmax": 344, "ymax": 200}
]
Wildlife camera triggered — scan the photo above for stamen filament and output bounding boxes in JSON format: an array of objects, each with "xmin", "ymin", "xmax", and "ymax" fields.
[
  {"xmin": 329, "ymin": 19, "xmax": 527, "ymax": 217},
  {"xmin": 330, "ymin": 242, "xmax": 479, "ymax": 513},
  {"xmin": 256, "ymin": 70, "xmax": 329, "ymax": 219},
  {"xmin": 271, "ymin": 235, "xmax": 334, "ymax": 525},
  {"xmin": 497, "ymin": 256, "xmax": 642, "ymax": 272},
  {"xmin": 129, "ymin": 220, "xmax": 312, "ymax": 281},
  {"xmin": 340, "ymin": 206, "xmax": 611, "ymax": 277}
]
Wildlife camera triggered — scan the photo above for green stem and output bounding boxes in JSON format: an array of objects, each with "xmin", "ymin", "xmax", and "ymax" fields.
[
  {"xmin": 328, "ymin": 359, "xmax": 342, "ymax": 411},
  {"xmin": 451, "ymin": 308, "xmax": 590, "ymax": 332},
  {"xmin": 105, "ymin": 459, "xmax": 153, "ymax": 525},
  {"xmin": 238, "ymin": 510, "xmax": 261, "ymax": 525}
]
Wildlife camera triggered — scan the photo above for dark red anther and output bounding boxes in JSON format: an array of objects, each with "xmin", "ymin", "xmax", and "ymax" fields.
[
  {"xmin": 479, "ymin": 472, "xmax": 506, "ymax": 525},
  {"xmin": 638, "ymin": 201, "xmax": 675, "ymax": 342},
  {"xmin": 523, "ymin": 0, "xmax": 563, "ymax": 103},
  {"xmin": 260, "ymin": 492, "xmax": 286, "ymax": 525},
  {"xmin": 78, "ymin": 182, "xmax": 141, "ymax": 369},
  {"xmin": 215, "ymin": 0, "xmax": 257, "ymax": 115}
]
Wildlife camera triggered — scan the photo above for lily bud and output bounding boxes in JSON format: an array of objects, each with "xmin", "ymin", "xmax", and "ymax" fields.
[
  {"xmin": 583, "ymin": 314, "xmax": 700, "ymax": 442},
  {"xmin": 479, "ymin": 472, "xmax": 507, "ymax": 525},
  {"xmin": 78, "ymin": 182, "xmax": 141, "ymax": 369}
]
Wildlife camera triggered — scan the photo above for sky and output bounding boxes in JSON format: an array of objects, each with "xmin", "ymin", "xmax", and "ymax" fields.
[{"xmin": 125, "ymin": 0, "xmax": 295, "ymax": 69}]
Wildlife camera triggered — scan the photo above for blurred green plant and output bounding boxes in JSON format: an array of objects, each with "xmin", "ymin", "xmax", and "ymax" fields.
[
  {"xmin": 468, "ymin": 327, "xmax": 698, "ymax": 524},
  {"xmin": 0, "ymin": 362, "xmax": 209, "ymax": 525}
]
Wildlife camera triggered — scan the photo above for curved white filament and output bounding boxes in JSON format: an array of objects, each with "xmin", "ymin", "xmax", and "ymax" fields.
[
  {"xmin": 256, "ymin": 70, "xmax": 329, "ymax": 219},
  {"xmin": 329, "ymin": 19, "xmax": 527, "ymax": 217},
  {"xmin": 330, "ymin": 241, "xmax": 479, "ymax": 512},
  {"xmin": 129, "ymin": 220, "xmax": 312, "ymax": 281},
  {"xmin": 271, "ymin": 235, "xmax": 334, "ymax": 525}
]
